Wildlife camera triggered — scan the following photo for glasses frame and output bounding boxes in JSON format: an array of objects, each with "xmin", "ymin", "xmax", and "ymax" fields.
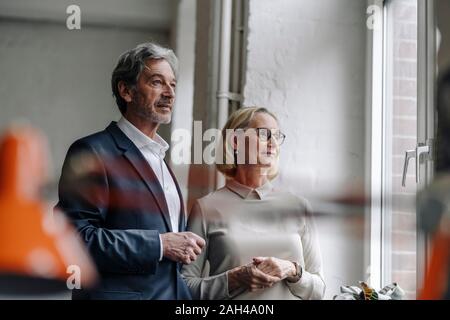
[{"xmin": 253, "ymin": 127, "xmax": 286, "ymax": 145}]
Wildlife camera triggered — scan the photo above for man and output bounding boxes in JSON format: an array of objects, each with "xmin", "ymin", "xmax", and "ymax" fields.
[{"xmin": 56, "ymin": 42, "xmax": 205, "ymax": 300}]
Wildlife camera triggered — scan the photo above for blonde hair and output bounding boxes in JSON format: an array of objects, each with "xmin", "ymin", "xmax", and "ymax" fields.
[{"xmin": 216, "ymin": 106, "xmax": 280, "ymax": 179}]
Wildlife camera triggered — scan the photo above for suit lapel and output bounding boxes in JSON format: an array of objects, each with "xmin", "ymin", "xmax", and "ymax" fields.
[{"xmin": 106, "ymin": 122, "xmax": 173, "ymax": 232}]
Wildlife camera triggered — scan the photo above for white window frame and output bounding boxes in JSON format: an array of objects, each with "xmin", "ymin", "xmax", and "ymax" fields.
[
  {"xmin": 366, "ymin": 0, "xmax": 385, "ymax": 290},
  {"xmin": 367, "ymin": 0, "xmax": 436, "ymax": 294}
]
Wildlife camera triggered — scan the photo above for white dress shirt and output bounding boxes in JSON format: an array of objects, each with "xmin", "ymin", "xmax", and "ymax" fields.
[{"xmin": 117, "ymin": 116, "xmax": 181, "ymax": 260}]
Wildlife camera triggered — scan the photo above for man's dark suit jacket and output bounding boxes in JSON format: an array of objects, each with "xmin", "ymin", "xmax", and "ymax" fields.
[{"xmin": 55, "ymin": 122, "xmax": 192, "ymax": 300}]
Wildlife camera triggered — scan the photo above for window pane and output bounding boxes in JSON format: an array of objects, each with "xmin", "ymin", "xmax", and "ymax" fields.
[{"xmin": 384, "ymin": 0, "xmax": 418, "ymax": 300}]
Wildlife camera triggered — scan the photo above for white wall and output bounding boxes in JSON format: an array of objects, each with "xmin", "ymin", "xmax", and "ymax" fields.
[{"xmin": 244, "ymin": 0, "xmax": 368, "ymax": 298}]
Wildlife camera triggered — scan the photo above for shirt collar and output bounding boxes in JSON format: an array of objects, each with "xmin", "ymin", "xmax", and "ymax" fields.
[
  {"xmin": 226, "ymin": 179, "xmax": 274, "ymax": 200},
  {"xmin": 117, "ymin": 116, "xmax": 169, "ymax": 158}
]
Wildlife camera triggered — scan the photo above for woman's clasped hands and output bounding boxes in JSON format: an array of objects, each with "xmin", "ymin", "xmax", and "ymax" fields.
[{"xmin": 228, "ymin": 257, "xmax": 298, "ymax": 292}]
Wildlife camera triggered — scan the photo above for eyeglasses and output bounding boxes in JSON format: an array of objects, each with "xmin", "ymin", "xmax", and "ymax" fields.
[{"xmin": 254, "ymin": 128, "xmax": 286, "ymax": 145}]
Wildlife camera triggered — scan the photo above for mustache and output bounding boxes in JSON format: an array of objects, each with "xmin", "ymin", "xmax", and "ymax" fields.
[{"xmin": 156, "ymin": 97, "xmax": 172, "ymax": 106}]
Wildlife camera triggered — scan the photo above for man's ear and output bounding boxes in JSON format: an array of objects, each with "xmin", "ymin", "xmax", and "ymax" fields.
[{"xmin": 117, "ymin": 81, "xmax": 133, "ymax": 103}]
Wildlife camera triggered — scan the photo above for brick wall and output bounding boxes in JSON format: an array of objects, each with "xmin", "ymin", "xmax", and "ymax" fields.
[{"xmin": 389, "ymin": 0, "xmax": 418, "ymax": 300}]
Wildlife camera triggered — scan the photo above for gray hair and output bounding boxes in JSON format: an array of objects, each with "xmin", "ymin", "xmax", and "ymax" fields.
[{"xmin": 111, "ymin": 42, "xmax": 179, "ymax": 114}]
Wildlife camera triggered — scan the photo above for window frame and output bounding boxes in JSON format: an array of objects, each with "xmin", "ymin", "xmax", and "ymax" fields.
[{"xmin": 367, "ymin": 0, "xmax": 436, "ymax": 295}]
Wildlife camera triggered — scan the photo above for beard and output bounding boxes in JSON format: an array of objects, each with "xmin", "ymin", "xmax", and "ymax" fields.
[
  {"xmin": 150, "ymin": 107, "xmax": 172, "ymax": 124},
  {"xmin": 132, "ymin": 95, "xmax": 172, "ymax": 124}
]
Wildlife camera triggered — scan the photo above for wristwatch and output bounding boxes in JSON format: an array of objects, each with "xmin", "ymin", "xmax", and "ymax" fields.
[{"xmin": 287, "ymin": 261, "xmax": 302, "ymax": 283}]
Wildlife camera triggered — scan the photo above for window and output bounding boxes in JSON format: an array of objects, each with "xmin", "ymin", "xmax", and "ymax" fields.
[
  {"xmin": 370, "ymin": 0, "xmax": 437, "ymax": 299},
  {"xmin": 371, "ymin": 0, "xmax": 436, "ymax": 300},
  {"xmin": 383, "ymin": 0, "xmax": 418, "ymax": 300}
]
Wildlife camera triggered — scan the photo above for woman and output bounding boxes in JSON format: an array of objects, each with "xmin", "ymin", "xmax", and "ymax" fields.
[{"xmin": 182, "ymin": 107, "xmax": 325, "ymax": 300}]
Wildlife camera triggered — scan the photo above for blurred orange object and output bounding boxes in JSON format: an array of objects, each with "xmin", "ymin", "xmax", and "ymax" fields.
[
  {"xmin": 0, "ymin": 125, "xmax": 97, "ymax": 293},
  {"xmin": 418, "ymin": 220, "xmax": 450, "ymax": 300}
]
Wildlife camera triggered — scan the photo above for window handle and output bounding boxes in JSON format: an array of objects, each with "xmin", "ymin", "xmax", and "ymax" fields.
[
  {"xmin": 416, "ymin": 144, "xmax": 431, "ymax": 184},
  {"xmin": 402, "ymin": 141, "xmax": 433, "ymax": 187},
  {"xmin": 402, "ymin": 150, "xmax": 416, "ymax": 187}
]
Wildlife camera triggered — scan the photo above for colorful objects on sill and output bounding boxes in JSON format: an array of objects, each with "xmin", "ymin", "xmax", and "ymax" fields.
[{"xmin": 333, "ymin": 282, "xmax": 405, "ymax": 300}]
